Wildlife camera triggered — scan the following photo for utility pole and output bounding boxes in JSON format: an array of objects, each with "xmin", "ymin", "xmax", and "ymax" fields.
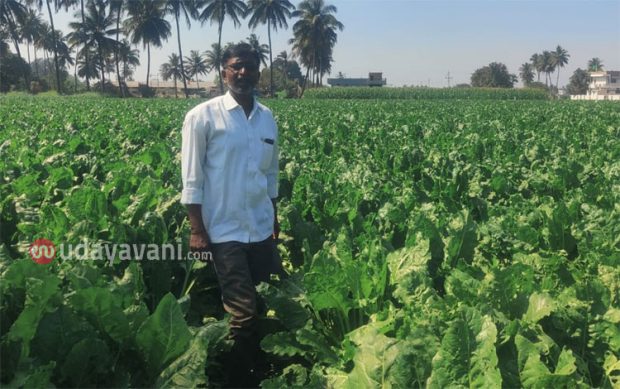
[{"xmin": 445, "ymin": 71, "xmax": 453, "ymax": 87}]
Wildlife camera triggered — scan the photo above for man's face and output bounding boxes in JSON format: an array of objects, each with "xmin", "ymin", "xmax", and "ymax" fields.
[{"xmin": 222, "ymin": 54, "xmax": 260, "ymax": 95}]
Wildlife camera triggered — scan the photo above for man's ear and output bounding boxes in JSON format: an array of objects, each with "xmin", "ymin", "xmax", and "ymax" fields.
[{"xmin": 221, "ymin": 69, "xmax": 226, "ymax": 82}]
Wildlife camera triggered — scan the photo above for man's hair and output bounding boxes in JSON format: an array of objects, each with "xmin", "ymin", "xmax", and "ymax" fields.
[{"xmin": 221, "ymin": 43, "xmax": 260, "ymax": 68}]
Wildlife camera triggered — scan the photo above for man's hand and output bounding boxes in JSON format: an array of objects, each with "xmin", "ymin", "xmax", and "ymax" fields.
[
  {"xmin": 186, "ymin": 204, "xmax": 211, "ymax": 261},
  {"xmin": 271, "ymin": 198, "xmax": 279, "ymax": 240},
  {"xmin": 273, "ymin": 219, "xmax": 280, "ymax": 240},
  {"xmin": 190, "ymin": 229, "xmax": 210, "ymax": 251}
]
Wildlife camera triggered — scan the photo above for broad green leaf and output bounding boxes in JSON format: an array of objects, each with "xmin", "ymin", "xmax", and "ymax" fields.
[
  {"xmin": 60, "ymin": 337, "xmax": 111, "ymax": 387},
  {"xmin": 427, "ymin": 307, "xmax": 501, "ymax": 388},
  {"xmin": 522, "ymin": 292, "xmax": 554, "ymax": 324},
  {"xmin": 136, "ymin": 293, "xmax": 192, "ymax": 377},
  {"xmin": 155, "ymin": 326, "xmax": 211, "ymax": 388},
  {"xmin": 69, "ymin": 287, "xmax": 132, "ymax": 342}
]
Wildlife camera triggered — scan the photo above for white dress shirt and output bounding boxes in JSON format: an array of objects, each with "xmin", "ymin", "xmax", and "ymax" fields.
[{"xmin": 181, "ymin": 92, "xmax": 278, "ymax": 244}]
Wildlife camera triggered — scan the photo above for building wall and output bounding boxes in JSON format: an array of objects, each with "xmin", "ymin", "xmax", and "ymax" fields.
[{"xmin": 571, "ymin": 94, "xmax": 620, "ymax": 101}]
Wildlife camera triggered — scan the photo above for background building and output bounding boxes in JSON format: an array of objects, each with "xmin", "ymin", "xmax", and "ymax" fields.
[
  {"xmin": 327, "ymin": 72, "xmax": 387, "ymax": 87},
  {"xmin": 571, "ymin": 70, "xmax": 620, "ymax": 100}
]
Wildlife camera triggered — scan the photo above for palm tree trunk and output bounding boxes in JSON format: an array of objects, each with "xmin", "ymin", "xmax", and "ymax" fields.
[
  {"xmin": 34, "ymin": 48, "xmax": 39, "ymax": 77},
  {"xmin": 556, "ymin": 68, "xmax": 560, "ymax": 90},
  {"xmin": 99, "ymin": 48, "xmax": 105, "ymax": 93},
  {"xmin": 146, "ymin": 43, "xmax": 151, "ymax": 87},
  {"xmin": 217, "ymin": 18, "xmax": 224, "ymax": 94},
  {"xmin": 6, "ymin": 14, "xmax": 22, "ymax": 59},
  {"xmin": 300, "ymin": 65, "xmax": 310, "ymax": 98},
  {"xmin": 6, "ymin": 13, "xmax": 29, "ymax": 90},
  {"xmin": 175, "ymin": 12, "xmax": 189, "ymax": 98},
  {"xmin": 116, "ymin": 0, "xmax": 125, "ymax": 97},
  {"xmin": 174, "ymin": 75, "xmax": 178, "ymax": 98},
  {"xmin": 74, "ymin": 62, "xmax": 78, "ymax": 92},
  {"xmin": 268, "ymin": 18, "xmax": 273, "ymax": 97},
  {"xmin": 80, "ymin": 0, "xmax": 90, "ymax": 91},
  {"xmin": 46, "ymin": 0, "xmax": 62, "ymax": 93}
]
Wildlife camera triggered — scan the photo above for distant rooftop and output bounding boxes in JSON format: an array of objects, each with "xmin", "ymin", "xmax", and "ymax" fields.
[{"xmin": 327, "ymin": 72, "xmax": 386, "ymax": 87}]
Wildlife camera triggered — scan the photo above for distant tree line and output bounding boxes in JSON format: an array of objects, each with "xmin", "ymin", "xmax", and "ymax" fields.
[
  {"xmin": 467, "ymin": 44, "xmax": 607, "ymax": 96},
  {"xmin": 0, "ymin": 0, "xmax": 344, "ymax": 97}
]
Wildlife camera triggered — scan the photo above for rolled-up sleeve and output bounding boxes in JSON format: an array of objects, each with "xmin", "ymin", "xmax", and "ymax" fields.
[
  {"xmin": 266, "ymin": 123, "xmax": 279, "ymax": 199},
  {"xmin": 181, "ymin": 111, "xmax": 207, "ymax": 204}
]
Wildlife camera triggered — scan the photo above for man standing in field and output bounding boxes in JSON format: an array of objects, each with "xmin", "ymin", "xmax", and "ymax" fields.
[{"xmin": 180, "ymin": 42, "xmax": 281, "ymax": 387}]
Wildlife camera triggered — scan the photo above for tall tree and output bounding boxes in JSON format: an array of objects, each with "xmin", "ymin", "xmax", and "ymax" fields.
[
  {"xmin": 203, "ymin": 42, "xmax": 222, "ymax": 75},
  {"xmin": 118, "ymin": 39, "xmax": 139, "ymax": 82},
  {"xmin": 0, "ymin": 26, "xmax": 10, "ymax": 57},
  {"xmin": 246, "ymin": 0, "xmax": 295, "ymax": 96},
  {"xmin": 164, "ymin": 0, "xmax": 198, "ymax": 98},
  {"xmin": 246, "ymin": 33, "xmax": 268, "ymax": 66},
  {"xmin": 124, "ymin": 0, "xmax": 171, "ymax": 87},
  {"xmin": 519, "ymin": 62, "xmax": 534, "ymax": 87},
  {"xmin": 0, "ymin": 0, "xmax": 27, "ymax": 59},
  {"xmin": 184, "ymin": 49, "xmax": 208, "ymax": 89},
  {"xmin": 289, "ymin": 0, "xmax": 343, "ymax": 96},
  {"xmin": 566, "ymin": 68, "xmax": 589, "ymax": 95},
  {"xmin": 160, "ymin": 52, "xmax": 183, "ymax": 97},
  {"xmin": 276, "ymin": 49, "xmax": 287, "ymax": 82},
  {"xmin": 552, "ymin": 45, "xmax": 569, "ymax": 89},
  {"xmin": 69, "ymin": 0, "xmax": 118, "ymax": 93},
  {"xmin": 19, "ymin": 8, "xmax": 43, "ymax": 69},
  {"xmin": 588, "ymin": 57, "xmax": 603, "ymax": 72},
  {"xmin": 471, "ymin": 62, "xmax": 516, "ymax": 88},
  {"xmin": 530, "ymin": 53, "xmax": 542, "ymax": 82},
  {"xmin": 198, "ymin": 0, "xmax": 247, "ymax": 93},
  {"xmin": 107, "ymin": 0, "xmax": 124, "ymax": 96},
  {"xmin": 541, "ymin": 50, "xmax": 555, "ymax": 87},
  {"xmin": 32, "ymin": 0, "xmax": 64, "ymax": 92}
]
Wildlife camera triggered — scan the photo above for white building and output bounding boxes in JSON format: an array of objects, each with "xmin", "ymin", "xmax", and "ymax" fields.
[{"xmin": 571, "ymin": 70, "xmax": 620, "ymax": 101}]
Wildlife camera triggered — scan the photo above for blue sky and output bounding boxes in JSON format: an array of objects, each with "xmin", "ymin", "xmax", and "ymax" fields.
[{"xmin": 27, "ymin": 0, "xmax": 620, "ymax": 87}]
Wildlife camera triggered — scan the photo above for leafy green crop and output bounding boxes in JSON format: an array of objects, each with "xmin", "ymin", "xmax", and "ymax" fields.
[
  {"xmin": 1, "ymin": 96, "xmax": 619, "ymax": 387},
  {"xmin": 304, "ymin": 86, "xmax": 550, "ymax": 100}
]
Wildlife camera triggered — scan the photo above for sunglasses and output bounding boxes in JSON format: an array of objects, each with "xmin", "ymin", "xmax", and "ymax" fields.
[{"xmin": 226, "ymin": 62, "xmax": 259, "ymax": 72}]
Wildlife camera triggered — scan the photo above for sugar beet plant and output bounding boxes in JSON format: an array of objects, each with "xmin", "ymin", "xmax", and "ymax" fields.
[{"xmin": 1, "ymin": 96, "xmax": 619, "ymax": 388}]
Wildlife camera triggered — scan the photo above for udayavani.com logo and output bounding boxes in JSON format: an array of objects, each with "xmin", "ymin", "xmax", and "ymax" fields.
[{"xmin": 28, "ymin": 238, "xmax": 212, "ymax": 265}]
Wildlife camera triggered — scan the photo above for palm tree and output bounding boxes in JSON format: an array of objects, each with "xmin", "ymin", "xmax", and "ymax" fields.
[
  {"xmin": 246, "ymin": 33, "xmax": 268, "ymax": 66},
  {"xmin": 519, "ymin": 62, "xmax": 534, "ymax": 87},
  {"xmin": 31, "ymin": 0, "xmax": 65, "ymax": 92},
  {"xmin": 530, "ymin": 53, "xmax": 542, "ymax": 82},
  {"xmin": 204, "ymin": 42, "xmax": 222, "ymax": 74},
  {"xmin": 118, "ymin": 39, "xmax": 139, "ymax": 83},
  {"xmin": 276, "ymin": 49, "xmax": 288, "ymax": 82},
  {"xmin": 541, "ymin": 50, "xmax": 556, "ymax": 87},
  {"xmin": 289, "ymin": 0, "xmax": 343, "ymax": 96},
  {"xmin": 247, "ymin": 0, "xmax": 295, "ymax": 96},
  {"xmin": 0, "ymin": 28, "xmax": 10, "ymax": 57},
  {"xmin": 0, "ymin": 0, "xmax": 27, "ymax": 59},
  {"xmin": 198, "ymin": 0, "xmax": 247, "ymax": 93},
  {"xmin": 588, "ymin": 57, "xmax": 603, "ymax": 72},
  {"xmin": 184, "ymin": 49, "xmax": 208, "ymax": 89},
  {"xmin": 552, "ymin": 45, "xmax": 569, "ymax": 89},
  {"xmin": 164, "ymin": 0, "xmax": 199, "ymax": 98},
  {"xmin": 69, "ymin": 0, "xmax": 118, "ymax": 93},
  {"xmin": 107, "ymin": 0, "xmax": 124, "ymax": 96},
  {"xmin": 124, "ymin": 0, "xmax": 171, "ymax": 87},
  {"xmin": 19, "ymin": 8, "xmax": 44, "ymax": 69},
  {"xmin": 160, "ymin": 52, "xmax": 183, "ymax": 97}
]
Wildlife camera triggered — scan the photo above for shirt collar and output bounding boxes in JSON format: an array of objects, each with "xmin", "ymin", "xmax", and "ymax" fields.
[{"xmin": 223, "ymin": 91, "xmax": 260, "ymax": 113}]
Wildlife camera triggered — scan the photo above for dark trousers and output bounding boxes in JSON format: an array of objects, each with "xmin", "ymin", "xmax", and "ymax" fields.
[{"xmin": 210, "ymin": 237, "xmax": 282, "ymax": 387}]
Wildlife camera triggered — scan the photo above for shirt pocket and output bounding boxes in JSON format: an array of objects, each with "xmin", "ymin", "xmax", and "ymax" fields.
[
  {"xmin": 206, "ymin": 126, "xmax": 228, "ymax": 169},
  {"xmin": 259, "ymin": 137, "xmax": 274, "ymax": 171}
]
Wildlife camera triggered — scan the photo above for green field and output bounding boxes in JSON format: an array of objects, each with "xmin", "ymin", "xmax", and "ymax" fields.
[{"xmin": 1, "ymin": 97, "xmax": 619, "ymax": 388}]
